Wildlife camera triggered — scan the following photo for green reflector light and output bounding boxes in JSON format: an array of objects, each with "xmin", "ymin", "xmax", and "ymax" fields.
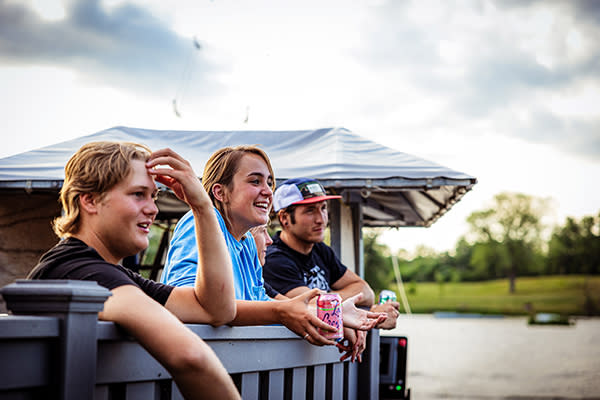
[{"xmin": 396, "ymin": 385, "xmax": 402, "ymax": 391}]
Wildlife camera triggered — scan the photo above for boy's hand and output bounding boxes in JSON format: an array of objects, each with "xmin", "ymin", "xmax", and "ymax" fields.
[{"xmin": 147, "ymin": 148, "xmax": 210, "ymax": 209}]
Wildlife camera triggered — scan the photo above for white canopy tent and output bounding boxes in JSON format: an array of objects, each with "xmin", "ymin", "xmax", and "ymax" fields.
[
  {"xmin": 0, "ymin": 126, "xmax": 476, "ymax": 227},
  {"xmin": 0, "ymin": 126, "xmax": 476, "ymax": 283}
]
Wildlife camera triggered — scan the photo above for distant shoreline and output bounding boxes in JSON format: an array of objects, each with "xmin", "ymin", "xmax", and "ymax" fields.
[{"xmin": 386, "ymin": 275, "xmax": 600, "ymax": 316}]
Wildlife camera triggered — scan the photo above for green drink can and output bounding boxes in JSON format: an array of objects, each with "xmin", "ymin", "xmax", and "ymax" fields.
[{"xmin": 378, "ymin": 290, "xmax": 397, "ymax": 304}]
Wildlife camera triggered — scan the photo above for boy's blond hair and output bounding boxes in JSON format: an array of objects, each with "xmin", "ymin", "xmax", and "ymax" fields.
[{"xmin": 53, "ymin": 141, "xmax": 151, "ymax": 237}]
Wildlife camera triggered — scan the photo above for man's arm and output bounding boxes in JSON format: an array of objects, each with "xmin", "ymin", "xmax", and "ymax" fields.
[
  {"xmin": 370, "ymin": 301, "xmax": 400, "ymax": 330},
  {"xmin": 273, "ymin": 263, "xmax": 375, "ymax": 306},
  {"xmin": 100, "ymin": 285, "xmax": 240, "ymax": 400},
  {"xmin": 148, "ymin": 149, "xmax": 236, "ymax": 325},
  {"xmin": 330, "ymin": 269, "xmax": 375, "ymax": 306},
  {"xmin": 333, "ymin": 270, "xmax": 400, "ymax": 330},
  {"xmin": 283, "ymin": 271, "xmax": 373, "ymax": 305}
]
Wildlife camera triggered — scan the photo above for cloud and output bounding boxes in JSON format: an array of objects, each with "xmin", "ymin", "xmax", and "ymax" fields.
[
  {"xmin": 573, "ymin": 0, "xmax": 600, "ymax": 24},
  {"xmin": 504, "ymin": 0, "xmax": 600, "ymax": 25},
  {"xmin": 0, "ymin": 0, "xmax": 220, "ymax": 97},
  {"xmin": 352, "ymin": 0, "xmax": 600, "ymax": 159}
]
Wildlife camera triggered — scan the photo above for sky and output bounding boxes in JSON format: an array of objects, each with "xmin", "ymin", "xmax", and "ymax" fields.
[{"xmin": 1, "ymin": 0, "xmax": 599, "ymax": 255}]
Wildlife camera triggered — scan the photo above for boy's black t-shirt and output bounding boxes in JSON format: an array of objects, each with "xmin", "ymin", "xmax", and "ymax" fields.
[
  {"xmin": 262, "ymin": 231, "xmax": 347, "ymax": 296},
  {"xmin": 28, "ymin": 237, "xmax": 173, "ymax": 305}
]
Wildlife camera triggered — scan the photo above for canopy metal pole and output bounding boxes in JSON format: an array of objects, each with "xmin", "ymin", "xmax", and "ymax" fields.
[
  {"xmin": 328, "ymin": 199, "xmax": 341, "ymax": 259},
  {"xmin": 352, "ymin": 203, "xmax": 364, "ymax": 279},
  {"xmin": 391, "ymin": 254, "xmax": 412, "ymax": 314}
]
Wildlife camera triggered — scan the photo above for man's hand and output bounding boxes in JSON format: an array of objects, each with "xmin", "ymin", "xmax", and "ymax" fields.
[
  {"xmin": 342, "ymin": 293, "xmax": 387, "ymax": 330},
  {"xmin": 370, "ymin": 301, "xmax": 400, "ymax": 330},
  {"xmin": 277, "ymin": 288, "xmax": 337, "ymax": 346}
]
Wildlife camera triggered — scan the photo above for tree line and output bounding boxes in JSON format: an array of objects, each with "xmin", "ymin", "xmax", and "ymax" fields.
[{"xmin": 364, "ymin": 192, "xmax": 600, "ymax": 294}]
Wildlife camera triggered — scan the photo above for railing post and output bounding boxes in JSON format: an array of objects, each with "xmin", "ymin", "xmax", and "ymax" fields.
[
  {"xmin": 357, "ymin": 328, "xmax": 380, "ymax": 400},
  {"xmin": 1, "ymin": 279, "xmax": 111, "ymax": 400}
]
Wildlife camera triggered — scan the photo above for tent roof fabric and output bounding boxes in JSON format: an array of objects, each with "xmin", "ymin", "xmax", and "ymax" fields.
[{"xmin": 0, "ymin": 126, "xmax": 476, "ymax": 227}]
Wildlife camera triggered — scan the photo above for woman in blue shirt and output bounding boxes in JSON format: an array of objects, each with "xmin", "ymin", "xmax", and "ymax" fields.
[{"xmin": 162, "ymin": 145, "xmax": 384, "ymax": 349}]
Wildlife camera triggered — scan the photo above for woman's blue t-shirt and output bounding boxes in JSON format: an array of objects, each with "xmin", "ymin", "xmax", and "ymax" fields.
[{"xmin": 161, "ymin": 208, "xmax": 271, "ymax": 301}]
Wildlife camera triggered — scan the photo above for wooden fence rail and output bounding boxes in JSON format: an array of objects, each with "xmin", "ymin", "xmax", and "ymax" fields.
[{"xmin": 0, "ymin": 280, "xmax": 380, "ymax": 400}]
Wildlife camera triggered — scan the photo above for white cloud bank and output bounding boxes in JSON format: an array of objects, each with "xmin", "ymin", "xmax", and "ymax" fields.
[{"xmin": 1, "ymin": 0, "xmax": 598, "ymax": 252}]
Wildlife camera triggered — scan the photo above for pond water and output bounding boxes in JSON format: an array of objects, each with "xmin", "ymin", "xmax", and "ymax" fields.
[{"xmin": 384, "ymin": 314, "xmax": 600, "ymax": 399}]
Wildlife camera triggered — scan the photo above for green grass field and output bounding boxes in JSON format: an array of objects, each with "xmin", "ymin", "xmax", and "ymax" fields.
[{"xmin": 388, "ymin": 275, "xmax": 600, "ymax": 316}]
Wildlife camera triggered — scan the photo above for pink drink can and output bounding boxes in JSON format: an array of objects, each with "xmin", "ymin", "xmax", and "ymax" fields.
[{"xmin": 316, "ymin": 293, "xmax": 343, "ymax": 340}]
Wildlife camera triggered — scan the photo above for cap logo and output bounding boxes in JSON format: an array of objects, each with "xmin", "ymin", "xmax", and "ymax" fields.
[
  {"xmin": 273, "ymin": 178, "xmax": 341, "ymax": 211},
  {"xmin": 299, "ymin": 182, "xmax": 325, "ymax": 198}
]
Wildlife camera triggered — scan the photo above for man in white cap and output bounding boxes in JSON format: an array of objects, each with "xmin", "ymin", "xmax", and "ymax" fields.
[{"xmin": 263, "ymin": 178, "xmax": 399, "ymax": 330}]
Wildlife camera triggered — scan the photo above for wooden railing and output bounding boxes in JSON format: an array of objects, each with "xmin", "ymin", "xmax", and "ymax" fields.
[{"xmin": 0, "ymin": 280, "xmax": 380, "ymax": 400}]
